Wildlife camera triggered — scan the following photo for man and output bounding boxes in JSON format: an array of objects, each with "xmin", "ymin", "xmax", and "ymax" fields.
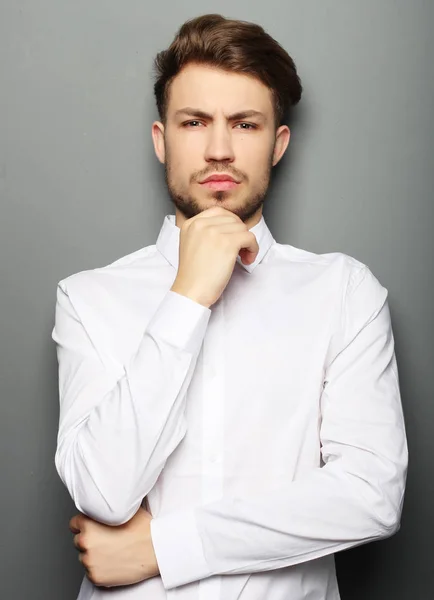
[{"xmin": 52, "ymin": 13, "xmax": 408, "ymax": 600}]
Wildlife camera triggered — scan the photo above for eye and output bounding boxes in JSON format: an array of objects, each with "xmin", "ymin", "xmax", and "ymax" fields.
[
  {"xmin": 235, "ymin": 123, "xmax": 257, "ymax": 130},
  {"xmin": 183, "ymin": 120, "xmax": 203, "ymax": 127}
]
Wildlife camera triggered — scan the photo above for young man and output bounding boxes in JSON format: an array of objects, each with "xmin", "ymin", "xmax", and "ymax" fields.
[{"xmin": 52, "ymin": 13, "xmax": 408, "ymax": 600}]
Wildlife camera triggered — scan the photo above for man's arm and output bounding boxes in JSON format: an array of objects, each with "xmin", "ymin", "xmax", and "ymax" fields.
[
  {"xmin": 52, "ymin": 278, "xmax": 211, "ymax": 526},
  {"xmin": 150, "ymin": 266, "xmax": 408, "ymax": 590}
]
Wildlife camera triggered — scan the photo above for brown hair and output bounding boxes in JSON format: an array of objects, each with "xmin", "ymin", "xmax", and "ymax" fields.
[{"xmin": 153, "ymin": 14, "xmax": 302, "ymax": 128}]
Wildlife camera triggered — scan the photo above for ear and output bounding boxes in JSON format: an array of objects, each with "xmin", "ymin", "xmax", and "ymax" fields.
[
  {"xmin": 272, "ymin": 125, "xmax": 290, "ymax": 167},
  {"xmin": 152, "ymin": 121, "xmax": 166, "ymax": 164}
]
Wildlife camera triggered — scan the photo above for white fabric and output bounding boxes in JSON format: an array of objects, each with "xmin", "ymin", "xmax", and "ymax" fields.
[{"xmin": 52, "ymin": 213, "xmax": 408, "ymax": 600}]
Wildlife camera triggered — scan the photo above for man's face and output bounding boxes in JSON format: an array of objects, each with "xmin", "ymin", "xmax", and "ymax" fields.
[{"xmin": 152, "ymin": 63, "xmax": 290, "ymax": 226}]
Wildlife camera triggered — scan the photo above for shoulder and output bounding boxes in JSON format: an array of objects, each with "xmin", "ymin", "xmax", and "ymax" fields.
[
  {"xmin": 272, "ymin": 241, "xmax": 387, "ymax": 308},
  {"xmin": 56, "ymin": 244, "xmax": 157, "ymax": 294},
  {"xmin": 273, "ymin": 241, "xmax": 373, "ymax": 281}
]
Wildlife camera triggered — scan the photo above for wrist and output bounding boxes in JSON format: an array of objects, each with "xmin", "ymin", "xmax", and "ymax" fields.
[{"xmin": 170, "ymin": 283, "xmax": 211, "ymax": 308}]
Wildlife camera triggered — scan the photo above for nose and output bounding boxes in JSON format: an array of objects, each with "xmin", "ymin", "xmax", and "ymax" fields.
[{"xmin": 204, "ymin": 122, "xmax": 235, "ymax": 164}]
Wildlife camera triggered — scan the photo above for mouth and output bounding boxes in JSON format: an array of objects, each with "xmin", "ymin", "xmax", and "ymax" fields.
[{"xmin": 199, "ymin": 180, "xmax": 239, "ymax": 191}]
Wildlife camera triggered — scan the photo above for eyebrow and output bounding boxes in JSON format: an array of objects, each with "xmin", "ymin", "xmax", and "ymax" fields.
[{"xmin": 174, "ymin": 107, "xmax": 267, "ymax": 122}]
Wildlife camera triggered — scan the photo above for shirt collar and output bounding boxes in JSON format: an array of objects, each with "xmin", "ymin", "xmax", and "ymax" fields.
[{"xmin": 156, "ymin": 213, "xmax": 275, "ymax": 274}]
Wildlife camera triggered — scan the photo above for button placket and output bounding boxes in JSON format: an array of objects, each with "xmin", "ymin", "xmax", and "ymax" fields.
[{"xmin": 199, "ymin": 300, "xmax": 225, "ymax": 600}]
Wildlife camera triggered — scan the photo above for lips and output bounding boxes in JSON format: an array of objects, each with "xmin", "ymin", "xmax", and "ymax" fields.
[
  {"xmin": 200, "ymin": 174, "xmax": 239, "ymax": 183},
  {"xmin": 200, "ymin": 180, "xmax": 239, "ymax": 191}
]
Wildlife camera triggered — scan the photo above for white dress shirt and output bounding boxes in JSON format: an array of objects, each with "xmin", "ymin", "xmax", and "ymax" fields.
[{"xmin": 52, "ymin": 213, "xmax": 408, "ymax": 600}]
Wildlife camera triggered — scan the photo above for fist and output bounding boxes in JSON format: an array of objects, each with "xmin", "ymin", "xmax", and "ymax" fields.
[
  {"xmin": 171, "ymin": 206, "xmax": 259, "ymax": 308},
  {"xmin": 69, "ymin": 507, "xmax": 158, "ymax": 588}
]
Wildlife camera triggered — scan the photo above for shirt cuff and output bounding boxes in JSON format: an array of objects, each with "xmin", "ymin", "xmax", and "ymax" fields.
[
  {"xmin": 146, "ymin": 290, "xmax": 211, "ymax": 356},
  {"xmin": 150, "ymin": 508, "xmax": 212, "ymax": 589}
]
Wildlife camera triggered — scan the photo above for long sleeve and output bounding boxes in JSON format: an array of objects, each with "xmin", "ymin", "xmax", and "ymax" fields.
[
  {"xmin": 150, "ymin": 266, "xmax": 408, "ymax": 589},
  {"xmin": 52, "ymin": 281, "xmax": 211, "ymax": 526}
]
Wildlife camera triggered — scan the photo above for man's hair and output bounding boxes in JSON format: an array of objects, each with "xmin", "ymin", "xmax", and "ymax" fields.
[{"xmin": 153, "ymin": 14, "xmax": 303, "ymax": 128}]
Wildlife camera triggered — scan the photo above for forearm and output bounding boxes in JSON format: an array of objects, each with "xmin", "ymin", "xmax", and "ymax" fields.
[
  {"xmin": 54, "ymin": 285, "xmax": 211, "ymax": 526},
  {"xmin": 56, "ymin": 348, "xmax": 193, "ymax": 526},
  {"xmin": 150, "ymin": 449, "xmax": 407, "ymax": 589}
]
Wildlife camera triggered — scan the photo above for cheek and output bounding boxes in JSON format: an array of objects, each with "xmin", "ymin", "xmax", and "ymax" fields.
[
  {"xmin": 167, "ymin": 153, "xmax": 194, "ymax": 188},
  {"xmin": 173, "ymin": 130, "xmax": 204, "ymax": 154},
  {"xmin": 168, "ymin": 136, "xmax": 202, "ymax": 169},
  {"xmin": 235, "ymin": 134, "xmax": 273, "ymax": 160},
  {"xmin": 236, "ymin": 142, "xmax": 272, "ymax": 178}
]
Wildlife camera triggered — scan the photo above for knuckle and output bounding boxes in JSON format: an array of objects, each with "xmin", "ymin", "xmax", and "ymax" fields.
[
  {"xmin": 208, "ymin": 224, "xmax": 219, "ymax": 237},
  {"xmin": 205, "ymin": 205, "xmax": 225, "ymax": 214},
  {"xmin": 87, "ymin": 569, "xmax": 97, "ymax": 584},
  {"xmin": 188, "ymin": 219, "xmax": 202, "ymax": 233},
  {"xmin": 78, "ymin": 514, "xmax": 86, "ymax": 529},
  {"xmin": 91, "ymin": 572, "xmax": 102, "ymax": 586},
  {"xmin": 222, "ymin": 236, "xmax": 235, "ymax": 252},
  {"xmin": 79, "ymin": 534, "xmax": 88, "ymax": 549}
]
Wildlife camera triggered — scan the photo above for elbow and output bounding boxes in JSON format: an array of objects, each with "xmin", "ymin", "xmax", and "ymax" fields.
[
  {"xmin": 55, "ymin": 442, "xmax": 143, "ymax": 527},
  {"xmin": 70, "ymin": 487, "xmax": 142, "ymax": 526},
  {"xmin": 373, "ymin": 501, "xmax": 402, "ymax": 539},
  {"xmin": 366, "ymin": 464, "xmax": 407, "ymax": 540},
  {"xmin": 344, "ymin": 450, "xmax": 407, "ymax": 542},
  {"xmin": 76, "ymin": 502, "xmax": 141, "ymax": 527}
]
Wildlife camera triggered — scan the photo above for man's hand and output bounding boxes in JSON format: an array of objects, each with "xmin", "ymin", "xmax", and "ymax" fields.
[
  {"xmin": 69, "ymin": 506, "xmax": 159, "ymax": 588},
  {"xmin": 171, "ymin": 206, "xmax": 259, "ymax": 308}
]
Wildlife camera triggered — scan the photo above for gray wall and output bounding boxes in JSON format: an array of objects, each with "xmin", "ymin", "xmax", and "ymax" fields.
[{"xmin": 1, "ymin": 1, "xmax": 432, "ymax": 598}]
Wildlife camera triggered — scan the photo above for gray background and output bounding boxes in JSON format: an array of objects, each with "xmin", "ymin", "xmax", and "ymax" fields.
[{"xmin": 1, "ymin": 1, "xmax": 432, "ymax": 598}]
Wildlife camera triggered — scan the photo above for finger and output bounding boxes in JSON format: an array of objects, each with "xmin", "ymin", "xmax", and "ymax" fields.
[
  {"xmin": 73, "ymin": 534, "xmax": 86, "ymax": 552},
  {"xmin": 70, "ymin": 512, "xmax": 88, "ymax": 533},
  {"xmin": 229, "ymin": 229, "xmax": 259, "ymax": 252},
  {"xmin": 77, "ymin": 552, "xmax": 89, "ymax": 573},
  {"xmin": 189, "ymin": 215, "xmax": 241, "ymax": 231},
  {"xmin": 198, "ymin": 215, "xmax": 242, "ymax": 226},
  {"xmin": 190, "ymin": 206, "xmax": 235, "ymax": 222},
  {"xmin": 239, "ymin": 247, "xmax": 256, "ymax": 265},
  {"xmin": 198, "ymin": 206, "xmax": 231, "ymax": 215},
  {"xmin": 69, "ymin": 516, "xmax": 80, "ymax": 533},
  {"xmin": 208, "ymin": 222, "xmax": 249, "ymax": 234}
]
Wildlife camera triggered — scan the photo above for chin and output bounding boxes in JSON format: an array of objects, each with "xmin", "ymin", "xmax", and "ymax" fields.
[{"xmin": 204, "ymin": 190, "xmax": 237, "ymax": 203}]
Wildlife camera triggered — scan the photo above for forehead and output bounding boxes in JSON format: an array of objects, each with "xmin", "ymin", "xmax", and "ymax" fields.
[{"xmin": 167, "ymin": 63, "xmax": 274, "ymax": 116}]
